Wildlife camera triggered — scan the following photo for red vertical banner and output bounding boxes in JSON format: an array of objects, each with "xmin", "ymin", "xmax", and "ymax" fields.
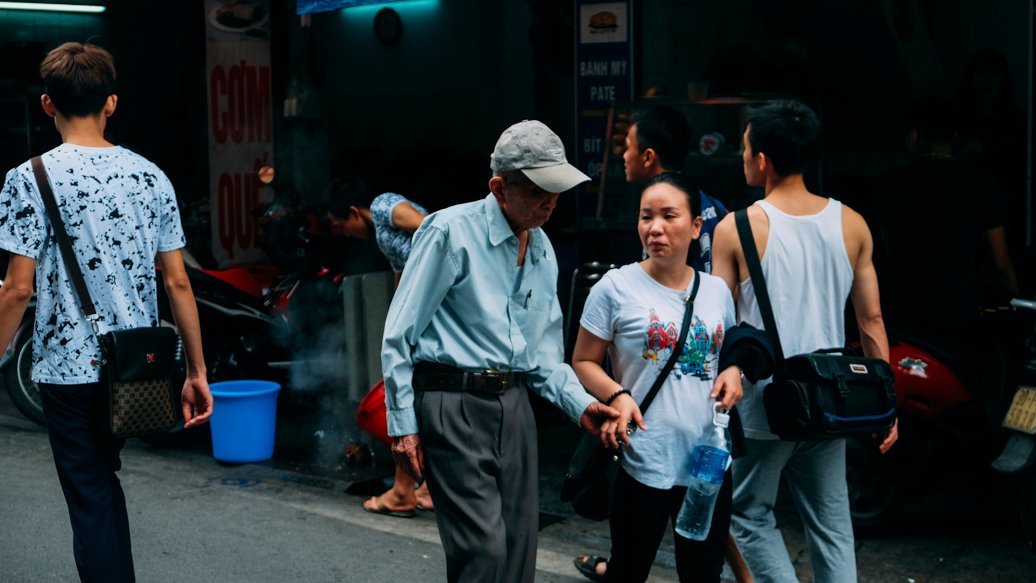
[{"xmin": 205, "ymin": 0, "xmax": 274, "ymax": 267}]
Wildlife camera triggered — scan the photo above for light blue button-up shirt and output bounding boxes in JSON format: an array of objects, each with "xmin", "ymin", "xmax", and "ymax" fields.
[{"xmin": 382, "ymin": 193, "xmax": 595, "ymax": 436}]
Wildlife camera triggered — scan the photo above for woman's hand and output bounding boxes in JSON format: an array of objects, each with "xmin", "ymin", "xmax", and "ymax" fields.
[
  {"xmin": 599, "ymin": 392, "xmax": 645, "ymax": 449},
  {"xmin": 711, "ymin": 365, "xmax": 743, "ymax": 410}
]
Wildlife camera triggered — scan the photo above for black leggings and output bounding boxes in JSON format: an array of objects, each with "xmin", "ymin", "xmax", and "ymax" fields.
[{"xmin": 605, "ymin": 466, "xmax": 732, "ymax": 583}]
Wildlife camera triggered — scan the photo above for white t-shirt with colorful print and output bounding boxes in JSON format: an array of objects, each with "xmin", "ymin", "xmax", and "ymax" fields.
[
  {"xmin": 580, "ymin": 263, "xmax": 736, "ymax": 489},
  {"xmin": 0, "ymin": 144, "xmax": 185, "ymax": 384}
]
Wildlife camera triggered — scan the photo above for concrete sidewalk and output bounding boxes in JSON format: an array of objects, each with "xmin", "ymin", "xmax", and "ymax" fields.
[
  {"xmin": 3, "ymin": 386, "xmax": 1035, "ymax": 582},
  {"xmin": 0, "ymin": 410, "xmax": 683, "ymax": 582}
]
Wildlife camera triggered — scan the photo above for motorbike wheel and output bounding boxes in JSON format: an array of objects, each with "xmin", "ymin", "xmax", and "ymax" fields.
[
  {"xmin": 846, "ymin": 454, "xmax": 903, "ymax": 530},
  {"xmin": 3, "ymin": 334, "xmax": 45, "ymax": 426}
]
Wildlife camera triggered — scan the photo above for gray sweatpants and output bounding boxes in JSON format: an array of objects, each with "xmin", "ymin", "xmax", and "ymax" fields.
[
  {"xmin": 730, "ymin": 438, "xmax": 856, "ymax": 583},
  {"xmin": 416, "ymin": 385, "xmax": 539, "ymax": 583}
]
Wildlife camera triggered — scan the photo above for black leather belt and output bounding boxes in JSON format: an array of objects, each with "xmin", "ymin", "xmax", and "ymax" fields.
[{"xmin": 413, "ymin": 362, "xmax": 524, "ymax": 395}]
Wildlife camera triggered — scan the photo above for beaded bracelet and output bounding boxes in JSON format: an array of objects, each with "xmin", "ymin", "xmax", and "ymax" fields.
[{"xmin": 604, "ymin": 389, "xmax": 631, "ymax": 405}]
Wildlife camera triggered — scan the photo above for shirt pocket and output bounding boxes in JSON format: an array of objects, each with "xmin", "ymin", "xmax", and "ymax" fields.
[{"xmin": 516, "ymin": 295, "xmax": 553, "ymax": 341}]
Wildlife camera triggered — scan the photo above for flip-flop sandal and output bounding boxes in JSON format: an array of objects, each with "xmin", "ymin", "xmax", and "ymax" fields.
[
  {"xmin": 362, "ymin": 495, "xmax": 416, "ymax": 518},
  {"xmin": 573, "ymin": 554, "xmax": 607, "ymax": 582},
  {"xmin": 416, "ymin": 502, "xmax": 435, "ymax": 512}
]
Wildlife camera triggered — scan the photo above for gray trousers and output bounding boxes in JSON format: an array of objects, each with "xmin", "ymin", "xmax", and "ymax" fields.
[
  {"xmin": 416, "ymin": 384, "xmax": 539, "ymax": 583},
  {"xmin": 730, "ymin": 438, "xmax": 856, "ymax": 583}
]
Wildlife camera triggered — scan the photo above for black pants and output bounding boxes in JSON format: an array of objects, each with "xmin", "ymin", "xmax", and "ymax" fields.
[
  {"xmin": 39, "ymin": 382, "xmax": 135, "ymax": 583},
  {"xmin": 606, "ymin": 466, "xmax": 732, "ymax": 583}
]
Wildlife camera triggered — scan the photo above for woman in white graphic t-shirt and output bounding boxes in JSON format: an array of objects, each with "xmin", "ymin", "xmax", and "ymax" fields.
[{"xmin": 572, "ymin": 172, "xmax": 742, "ymax": 583}]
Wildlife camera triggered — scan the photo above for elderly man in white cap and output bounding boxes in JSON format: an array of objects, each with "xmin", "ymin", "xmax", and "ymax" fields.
[{"xmin": 382, "ymin": 120, "xmax": 620, "ymax": 583}]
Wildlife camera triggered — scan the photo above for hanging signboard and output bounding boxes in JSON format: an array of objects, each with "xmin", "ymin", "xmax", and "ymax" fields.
[
  {"xmin": 204, "ymin": 0, "xmax": 274, "ymax": 266},
  {"xmin": 575, "ymin": 1, "xmax": 633, "ymax": 228}
]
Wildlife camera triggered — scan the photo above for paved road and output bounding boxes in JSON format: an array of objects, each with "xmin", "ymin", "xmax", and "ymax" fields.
[
  {"xmin": 2, "ymin": 388, "xmax": 1035, "ymax": 582},
  {"xmin": 0, "ymin": 409, "xmax": 685, "ymax": 582}
]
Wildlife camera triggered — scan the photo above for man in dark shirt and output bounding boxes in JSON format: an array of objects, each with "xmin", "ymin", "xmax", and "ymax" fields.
[{"xmin": 877, "ymin": 97, "xmax": 1018, "ymax": 339}]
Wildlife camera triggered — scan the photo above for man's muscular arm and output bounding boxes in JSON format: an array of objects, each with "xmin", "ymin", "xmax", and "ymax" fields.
[
  {"xmin": 711, "ymin": 214, "xmax": 740, "ymax": 296},
  {"xmin": 845, "ymin": 209, "xmax": 888, "ymax": 363},
  {"xmin": 845, "ymin": 207, "xmax": 897, "ymax": 453}
]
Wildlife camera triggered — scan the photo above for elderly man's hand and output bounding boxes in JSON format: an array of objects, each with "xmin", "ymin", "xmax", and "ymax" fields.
[
  {"xmin": 579, "ymin": 401, "xmax": 621, "ymax": 437},
  {"xmin": 391, "ymin": 434, "xmax": 425, "ymax": 483}
]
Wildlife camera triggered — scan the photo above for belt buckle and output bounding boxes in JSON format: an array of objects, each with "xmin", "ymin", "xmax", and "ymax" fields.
[{"xmin": 473, "ymin": 369, "xmax": 508, "ymax": 395}]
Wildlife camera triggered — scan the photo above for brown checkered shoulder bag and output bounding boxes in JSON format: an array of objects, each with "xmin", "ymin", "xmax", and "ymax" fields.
[{"xmin": 32, "ymin": 156, "xmax": 182, "ymax": 439}]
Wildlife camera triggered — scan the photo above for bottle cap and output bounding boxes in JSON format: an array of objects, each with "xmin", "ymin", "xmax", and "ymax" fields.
[{"xmin": 713, "ymin": 403, "xmax": 730, "ymax": 428}]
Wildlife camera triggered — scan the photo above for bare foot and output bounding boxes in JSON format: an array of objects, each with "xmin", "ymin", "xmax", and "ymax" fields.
[
  {"xmin": 361, "ymin": 493, "xmax": 415, "ymax": 518},
  {"xmin": 383, "ymin": 487, "xmax": 416, "ymax": 507},
  {"xmin": 415, "ymin": 482, "xmax": 434, "ymax": 511}
]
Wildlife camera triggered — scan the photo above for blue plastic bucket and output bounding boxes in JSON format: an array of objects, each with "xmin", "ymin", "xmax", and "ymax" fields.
[{"xmin": 210, "ymin": 380, "xmax": 281, "ymax": 463}]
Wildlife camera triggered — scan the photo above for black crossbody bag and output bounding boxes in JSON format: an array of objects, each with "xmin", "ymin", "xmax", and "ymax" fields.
[
  {"xmin": 561, "ymin": 274, "xmax": 699, "ymax": 521},
  {"xmin": 734, "ymin": 209, "xmax": 896, "ymax": 440},
  {"xmin": 32, "ymin": 156, "xmax": 182, "ymax": 439}
]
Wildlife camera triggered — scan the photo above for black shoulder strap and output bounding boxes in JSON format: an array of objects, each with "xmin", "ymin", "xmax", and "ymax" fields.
[
  {"xmin": 30, "ymin": 156, "xmax": 99, "ymax": 320},
  {"xmin": 734, "ymin": 208, "xmax": 783, "ymax": 360},
  {"xmin": 639, "ymin": 270, "xmax": 700, "ymax": 414}
]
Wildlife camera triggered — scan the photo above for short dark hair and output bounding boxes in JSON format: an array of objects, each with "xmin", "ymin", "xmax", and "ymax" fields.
[
  {"xmin": 906, "ymin": 96, "xmax": 956, "ymax": 144},
  {"xmin": 630, "ymin": 105, "xmax": 691, "ymax": 171},
  {"xmin": 39, "ymin": 42, "xmax": 116, "ymax": 118},
  {"xmin": 642, "ymin": 171, "xmax": 702, "ymax": 218},
  {"xmin": 320, "ymin": 176, "xmax": 375, "ymax": 218},
  {"xmin": 746, "ymin": 100, "xmax": 821, "ymax": 177}
]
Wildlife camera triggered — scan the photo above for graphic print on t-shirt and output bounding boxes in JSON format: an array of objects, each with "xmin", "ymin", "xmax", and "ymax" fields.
[{"xmin": 642, "ymin": 309, "xmax": 723, "ymax": 380}]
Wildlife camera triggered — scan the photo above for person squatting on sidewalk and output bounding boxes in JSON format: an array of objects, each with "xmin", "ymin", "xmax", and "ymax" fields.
[
  {"xmin": 0, "ymin": 42, "xmax": 212, "ymax": 582},
  {"xmin": 381, "ymin": 119, "xmax": 621, "ymax": 583},
  {"xmin": 320, "ymin": 177, "xmax": 436, "ymax": 516}
]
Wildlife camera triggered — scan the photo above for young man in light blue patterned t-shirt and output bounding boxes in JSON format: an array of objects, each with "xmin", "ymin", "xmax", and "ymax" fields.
[{"xmin": 0, "ymin": 42, "xmax": 212, "ymax": 582}]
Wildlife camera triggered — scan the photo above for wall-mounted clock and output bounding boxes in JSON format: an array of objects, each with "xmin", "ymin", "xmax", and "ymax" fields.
[{"xmin": 374, "ymin": 7, "xmax": 402, "ymax": 46}]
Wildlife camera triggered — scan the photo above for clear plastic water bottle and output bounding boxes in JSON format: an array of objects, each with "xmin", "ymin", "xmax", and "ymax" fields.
[{"xmin": 675, "ymin": 403, "xmax": 731, "ymax": 541}]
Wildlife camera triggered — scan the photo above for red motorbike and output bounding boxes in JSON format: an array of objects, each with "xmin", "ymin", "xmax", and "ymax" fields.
[
  {"xmin": 846, "ymin": 303, "xmax": 1035, "ymax": 549},
  {"xmin": 1, "ymin": 250, "xmax": 287, "ymax": 427}
]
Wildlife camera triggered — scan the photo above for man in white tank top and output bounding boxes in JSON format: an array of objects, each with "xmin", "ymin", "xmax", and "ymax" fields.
[{"xmin": 711, "ymin": 101, "xmax": 898, "ymax": 583}]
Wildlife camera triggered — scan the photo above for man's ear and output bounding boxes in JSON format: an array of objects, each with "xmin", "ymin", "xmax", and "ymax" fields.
[
  {"xmin": 757, "ymin": 152, "xmax": 771, "ymax": 174},
  {"xmin": 488, "ymin": 176, "xmax": 505, "ymax": 200},
  {"xmin": 40, "ymin": 94, "xmax": 58, "ymax": 118},
  {"xmin": 642, "ymin": 147, "xmax": 657, "ymax": 169},
  {"xmin": 349, "ymin": 205, "xmax": 362, "ymax": 218},
  {"xmin": 103, "ymin": 94, "xmax": 117, "ymax": 117}
]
